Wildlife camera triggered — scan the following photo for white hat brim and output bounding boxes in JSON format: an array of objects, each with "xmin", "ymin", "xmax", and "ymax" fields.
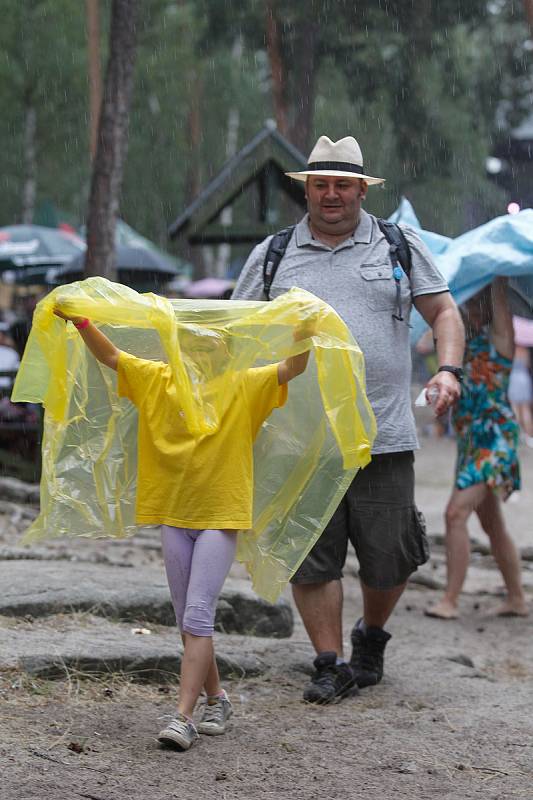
[{"xmin": 285, "ymin": 169, "xmax": 385, "ymax": 186}]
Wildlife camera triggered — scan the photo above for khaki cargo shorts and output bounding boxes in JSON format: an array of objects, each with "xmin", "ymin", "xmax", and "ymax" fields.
[{"xmin": 291, "ymin": 451, "xmax": 429, "ymax": 590}]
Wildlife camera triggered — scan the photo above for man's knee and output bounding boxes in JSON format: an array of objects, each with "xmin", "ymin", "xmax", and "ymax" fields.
[
  {"xmin": 291, "ymin": 579, "xmax": 343, "ymax": 614},
  {"xmin": 292, "ymin": 579, "xmax": 341, "ymax": 598}
]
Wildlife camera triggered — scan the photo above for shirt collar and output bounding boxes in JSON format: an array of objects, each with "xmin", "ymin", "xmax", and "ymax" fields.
[
  {"xmin": 352, "ymin": 209, "xmax": 373, "ymax": 244},
  {"xmin": 295, "ymin": 209, "xmax": 373, "ymax": 248}
]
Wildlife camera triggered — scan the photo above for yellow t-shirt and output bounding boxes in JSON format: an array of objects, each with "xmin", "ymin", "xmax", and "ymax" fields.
[{"xmin": 117, "ymin": 352, "xmax": 288, "ymax": 529}]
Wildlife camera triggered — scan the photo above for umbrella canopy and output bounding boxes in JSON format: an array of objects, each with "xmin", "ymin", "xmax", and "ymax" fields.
[
  {"xmin": 388, "ymin": 199, "xmax": 533, "ymax": 339},
  {"xmin": 184, "ymin": 278, "xmax": 235, "ymax": 299},
  {"xmin": 78, "ymin": 218, "xmax": 192, "ymax": 275},
  {"xmin": 47, "ymin": 244, "xmax": 181, "ymax": 292},
  {"xmin": 0, "ymin": 225, "xmax": 85, "ymax": 274}
]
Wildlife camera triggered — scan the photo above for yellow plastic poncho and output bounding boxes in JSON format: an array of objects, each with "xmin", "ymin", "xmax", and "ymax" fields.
[{"xmin": 12, "ymin": 278, "xmax": 376, "ymax": 602}]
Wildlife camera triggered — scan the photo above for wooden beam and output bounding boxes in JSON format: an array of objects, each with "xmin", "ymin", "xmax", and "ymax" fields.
[{"xmin": 189, "ymin": 224, "xmax": 281, "ymax": 245}]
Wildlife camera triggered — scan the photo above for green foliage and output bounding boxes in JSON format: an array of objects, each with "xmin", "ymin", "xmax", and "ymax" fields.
[
  {"xmin": 0, "ymin": 0, "xmax": 530, "ymax": 248},
  {"xmin": 0, "ymin": 0, "xmax": 90, "ymax": 224}
]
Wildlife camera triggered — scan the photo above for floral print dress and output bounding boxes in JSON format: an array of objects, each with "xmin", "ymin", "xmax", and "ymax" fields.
[{"xmin": 453, "ymin": 329, "xmax": 520, "ymax": 500}]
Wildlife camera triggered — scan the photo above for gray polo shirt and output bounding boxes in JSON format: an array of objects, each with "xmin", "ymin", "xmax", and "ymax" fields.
[{"xmin": 232, "ymin": 210, "xmax": 449, "ymax": 454}]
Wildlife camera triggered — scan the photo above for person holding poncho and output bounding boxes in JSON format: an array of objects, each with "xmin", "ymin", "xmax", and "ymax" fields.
[
  {"xmin": 52, "ymin": 301, "xmax": 315, "ymax": 750},
  {"xmin": 12, "ymin": 279, "xmax": 375, "ymax": 750}
]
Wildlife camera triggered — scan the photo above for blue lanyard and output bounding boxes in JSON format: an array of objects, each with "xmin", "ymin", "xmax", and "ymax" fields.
[{"xmin": 389, "ymin": 245, "xmax": 411, "ymax": 326}]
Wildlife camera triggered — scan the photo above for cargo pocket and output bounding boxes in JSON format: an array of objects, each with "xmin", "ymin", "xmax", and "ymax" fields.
[{"xmin": 410, "ymin": 507, "xmax": 430, "ymax": 567}]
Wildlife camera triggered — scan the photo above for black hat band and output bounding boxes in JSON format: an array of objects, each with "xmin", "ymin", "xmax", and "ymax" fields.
[{"xmin": 307, "ymin": 161, "xmax": 364, "ymax": 173}]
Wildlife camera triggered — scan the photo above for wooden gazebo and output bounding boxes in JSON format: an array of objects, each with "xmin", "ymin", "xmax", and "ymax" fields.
[{"xmin": 168, "ymin": 122, "xmax": 307, "ymax": 249}]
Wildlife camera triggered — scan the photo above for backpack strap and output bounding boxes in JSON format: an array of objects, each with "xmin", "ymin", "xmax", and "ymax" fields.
[
  {"xmin": 262, "ymin": 219, "xmax": 413, "ymax": 314},
  {"xmin": 262, "ymin": 225, "xmax": 296, "ymax": 300},
  {"xmin": 377, "ymin": 219, "xmax": 413, "ymax": 323},
  {"xmin": 376, "ymin": 219, "xmax": 412, "ymax": 279}
]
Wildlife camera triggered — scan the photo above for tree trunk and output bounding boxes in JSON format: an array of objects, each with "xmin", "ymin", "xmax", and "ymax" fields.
[
  {"xmin": 265, "ymin": 0, "xmax": 288, "ymax": 136},
  {"xmin": 21, "ymin": 100, "xmax": 36, "ymax": 224},
  {"xmin": 287, "ymin": 19, "xmax": 318, "ymax": 154},
  {"xmin": 266, "ymin": 3, "xmax": 316, "ymax": 153},
  {"xmin": 86, "ymin": 0, "xmax": 102, "ymax": 161},
  {"xmin": 524, "ymin": 0, "xmax": 533, "ymax": 34},
  {"xmin": 84, "ymin": 0, "xmax": 139, "ymax": 280}
]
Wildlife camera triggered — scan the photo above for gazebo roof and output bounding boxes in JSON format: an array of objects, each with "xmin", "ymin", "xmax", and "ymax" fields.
[{"xmin": 168, "ymin": 122, "xmax": 307, "ymax": 245}]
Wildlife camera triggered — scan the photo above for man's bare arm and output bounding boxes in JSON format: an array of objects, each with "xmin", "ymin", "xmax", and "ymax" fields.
[{"xmin": 413, "ymin": 291, "xmax": 465, "ymax": 415}]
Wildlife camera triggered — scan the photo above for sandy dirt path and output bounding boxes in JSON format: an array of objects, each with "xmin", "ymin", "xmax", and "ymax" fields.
[{"xmin": 1, "ymin": 437, "xmax": 532, "ymax": 799}]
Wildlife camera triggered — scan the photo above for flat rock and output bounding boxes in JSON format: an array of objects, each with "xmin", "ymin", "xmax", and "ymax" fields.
[
  {"xmin": 0, "ymin": 619, "xmax": 267, "ymax": 681},
  {"xmin": 0, "ymin": 477, "xmax": 40, "ymax": 505},
  {"xmin": 0, "ymin": 561, "xmax": 293, "ymax": 638}
]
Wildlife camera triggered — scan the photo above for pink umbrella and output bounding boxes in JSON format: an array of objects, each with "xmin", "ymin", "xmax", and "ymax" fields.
[
  {"xmin": 513, "ymin": 316, "xmax": 533, "ymax": 347},
  {"xmin": 184, "ymin": 278, "xmax": 235, "ymax": 299}
]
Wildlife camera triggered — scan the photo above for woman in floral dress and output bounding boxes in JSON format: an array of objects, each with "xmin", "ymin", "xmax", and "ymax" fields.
[{"xmin": 426, "ymin": 278, "xmax": 528, "ymax": 619}]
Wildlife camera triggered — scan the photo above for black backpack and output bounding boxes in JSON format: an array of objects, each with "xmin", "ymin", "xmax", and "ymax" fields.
[{"xmin": 262, "ymin": 219, "xmax": 412, "ymax": 320}]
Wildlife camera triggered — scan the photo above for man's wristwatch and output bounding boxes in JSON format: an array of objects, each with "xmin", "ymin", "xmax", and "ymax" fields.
[{"xmin": 437, "ymin": 365, "xmax": 463, "ymax": 383}]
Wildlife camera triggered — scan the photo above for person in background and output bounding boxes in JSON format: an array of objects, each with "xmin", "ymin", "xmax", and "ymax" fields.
[
  {"xmin": 426, "ymin": 278, "xmax": 528, "ymax": 620},
  {"xmin": 9, "ymin": 318, "xmax": 32, "ymax": 362},
  {"xmin": 509, "ymin": 344, "xmax": 533, "ymax": 447},
  {"xmin": 0, "ymin": 322, "xmax": 20, "ymax": 390}
]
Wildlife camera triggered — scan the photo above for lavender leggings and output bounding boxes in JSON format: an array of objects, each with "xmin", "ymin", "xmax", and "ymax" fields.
[{"xmin": 160, "ymin": 525, "xmax": 237, "ymax": 637}]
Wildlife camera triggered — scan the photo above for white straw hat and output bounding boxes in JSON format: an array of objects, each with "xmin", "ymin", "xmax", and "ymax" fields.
[{"xmin": 286, "ymin": 135, "xmax": 385, "ymax": 185}]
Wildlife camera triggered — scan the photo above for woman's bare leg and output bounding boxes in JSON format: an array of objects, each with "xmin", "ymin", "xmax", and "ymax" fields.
[
  {"xmin": 425, "ymin": 483, "xmax": 488, "ymax": 619},
  {"xmin": 519, "ymin": 402, "xmax": 533, "ymax": 438},
  {"xmin": 476, "ymin": 491, "xmax": 528, "ymax": 616}
]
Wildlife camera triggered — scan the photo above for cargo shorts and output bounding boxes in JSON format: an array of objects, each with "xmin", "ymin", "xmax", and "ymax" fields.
[{"xmin": 291, "ymin": 451, "xmax": 429, "ymax": 590}]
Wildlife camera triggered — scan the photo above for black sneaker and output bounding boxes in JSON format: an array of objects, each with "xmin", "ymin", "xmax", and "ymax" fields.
[
  {"xmin": 349, "ymin": 619, "xmax": 391, "ymax": 688},
  {"xmin": 303, "ymin": 651, "xmax": 357, "ymax": 704}
]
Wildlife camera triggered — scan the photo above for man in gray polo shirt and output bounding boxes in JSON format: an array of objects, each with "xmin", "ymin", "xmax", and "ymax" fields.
[{"xmin": 233, "ymin": 135, "xmax": 465, "ymax": 703}]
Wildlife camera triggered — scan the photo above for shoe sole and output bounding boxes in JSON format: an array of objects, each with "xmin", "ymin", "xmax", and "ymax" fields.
[{"xmin": 157, "ymin": 731, "xmax": 197, "ymax": 750}]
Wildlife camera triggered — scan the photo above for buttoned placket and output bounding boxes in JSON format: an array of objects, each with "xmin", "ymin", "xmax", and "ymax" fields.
[{"xmin": 294, "ymin": 211, "xmax": 374, "ymax": 260}]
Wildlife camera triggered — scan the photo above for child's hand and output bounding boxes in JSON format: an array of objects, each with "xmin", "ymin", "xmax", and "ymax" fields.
[
  {"xmin": 53, "ymin": 305, "xmax": 84, "ymax": 325},
  {"xmin": 294, "ymin": 314, "xmax": 318, "ymax": 342}
]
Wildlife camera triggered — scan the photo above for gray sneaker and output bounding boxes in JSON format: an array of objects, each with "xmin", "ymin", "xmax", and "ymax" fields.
[
  {"xmin": 157, "ymin": 713, "xmax": 199, "ymax": 750},
  {"xmin": 197, "ymin": 690, "xmax": 233, "ymax": 735}
]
